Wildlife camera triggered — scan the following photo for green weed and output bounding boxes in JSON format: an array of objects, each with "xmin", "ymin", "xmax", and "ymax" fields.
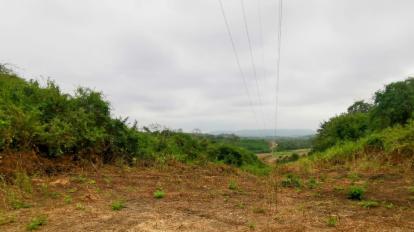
[
  {"xmin": 347, "ymin": 186, "xmax": 365, "ymax": 200},
  {"xmin": 111, "ymin": 200, "xmax": 125, "ymax": 211},
  {"xmin": 75, "ymin": 203, "xmax": 85, "ymax": 210},
  {"xmin": 26, "ymin": 215, "xmax": 47, "ymax": 231},
  {"xmin": 359, "ymin": 200, "xmax": 379, "ymax": 208},
  {"xmin": 228, "ymin": 180, "xmax": 238, "ymax": 190},
  {"xmin": 281, "ymin": 174, "xmax": 302, "ymax": 188},
  {"xmin": 154, "ymin": 189, "xmax": 165, "ymax": 199},
  {"xmin": 326, "ymin": 215, "xmax": 338, "ymax": 227},
  {"xmin": 15, "ymin": 172, "xmax": 32, "ymax": 193},
  {"xmin": 63, "ymin": 195, "xmax": 72, "ymax": 204}
]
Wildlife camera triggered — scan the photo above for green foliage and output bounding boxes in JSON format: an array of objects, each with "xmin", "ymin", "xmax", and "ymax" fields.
[
  {"xmin": 371, "ymin": 78, "xmax": 414, "ymax": 128},
  {"xmin": 26, "ymin": 216, "xmax": 47, "ymax": 231},
  {"xmin": 14, "ymin": 172, "xmax": 32, "ymax": 193},
  {"xmin": 281, "ymin": 174, "xmax": 302, "ymax": 188},
  {"xmin": 326, "ymin": 215, "xmax": 338, "ymax": 227},
  {"xmin": 228, "ymin": 180, "xmax": 238, "ymax": 190},
  {"xmin": 153, "ymin": 189, "xmax": 165, "ymax": 199},
  {"xmin": 313, "ymin": 113, "xmax": 369, "ymax": 152},
  {"xmin": 0, "ymin": 71, "xmax": 267, "ymax": 169},
  {"xmin": 111, "ymin": 200, "xmax": 125, "ymax": 211},
  {"xmin": 359, "ymin": 200, "xmax": 379, "ymax": 208},
  {"xmin": 306, "ymin": 177, "xmax": 319, "ymax": 189},
  {"xmin": 347, "ymin": 186, "xmax": 365, "ymax": 200}
]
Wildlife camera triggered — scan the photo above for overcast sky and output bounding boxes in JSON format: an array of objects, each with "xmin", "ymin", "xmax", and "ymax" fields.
[{"xmin": 1, "ymin": 0, "xmax": 414, "ymax": 132}]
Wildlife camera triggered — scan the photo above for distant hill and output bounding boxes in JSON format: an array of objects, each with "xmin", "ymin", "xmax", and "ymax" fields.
[{"xmin": 210, "ymin": 129, "xmax": 315, "ymax": 138}]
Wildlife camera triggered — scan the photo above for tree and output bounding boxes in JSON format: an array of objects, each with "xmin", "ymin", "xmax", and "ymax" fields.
[
  {"xmin": 371, "ymin": 78, "xmax": 414, "ymax": 128},
  {"xmin": 347, "ymin": 100, "xmax": 372, "ymax": 114}
]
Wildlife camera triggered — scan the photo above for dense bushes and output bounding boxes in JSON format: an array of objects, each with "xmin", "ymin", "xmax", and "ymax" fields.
[
  {"xmin": 313, "ymin": 78, "xmax": 414, "ymax": 153},
  {"xmin": 0, "ymin": 68, "xmax": 264, "ymax": 169}
]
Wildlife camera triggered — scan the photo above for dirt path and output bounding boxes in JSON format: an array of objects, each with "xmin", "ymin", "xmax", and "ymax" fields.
[{"xmin": 1, "ymin": 164, "xmax": 414, "ymax": 231}]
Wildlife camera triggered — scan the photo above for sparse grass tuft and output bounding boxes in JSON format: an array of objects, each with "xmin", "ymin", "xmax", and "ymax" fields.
[
  {"xmin": 359, "ymin": 200, "xmax": 379, "ymax": 208},
  {"xmin": 154, "ymin": 189, "xmax": 165, "ymax": 199},
  {"xmin": 0, "ymin": 213, "xmax": 15, "ymax": 226},
  {"xmin": 247, "ymin": 222, "xmax": 256, "ymax": 230},
  {"xmin": 347, "ymin": 186, "xmax": 365, "ymax": 200},
  {"xmin": 306, "ymin": 177, "xmax": 319, "ymax": 189},
  {"xmin": 281, "ymin": 174, "xmax": 302, "ymax": 188},
  {"xmin": 326, "ymin": 215, "xmax": 338, "ymax": 227},
  {"xmin": 64, "ymin": 195, "xmax": 72, "ymax": 204},
  {"xmin": 111, "ymin": 200, "xmax": 125, "ymax": 211},
  {"xmin": 15, "ymin": 172, "xmax": 32, "ymax": 193},
  {"xmin": 252, "ymin": 207, "xmax": 266, "ymax": 214},
  {"xmin": 407, "ymin": 186, "xmax": 414, "ymax": 194},
  {"xmin": 75, "ymin": 203, "xmax": 85, "ymax": 210},
  {"xmin": 228, "ymin": 180, "xmax": 238, "ymax": 190},
  {"xmin": 26, "ymin": 215, "xmax": 47, "ymax": 231}
]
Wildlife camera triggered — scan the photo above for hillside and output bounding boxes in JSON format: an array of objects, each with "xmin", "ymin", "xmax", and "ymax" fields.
[{"xmin": 1, "ymin": 67, "xmax": 414, "ymax": 231}]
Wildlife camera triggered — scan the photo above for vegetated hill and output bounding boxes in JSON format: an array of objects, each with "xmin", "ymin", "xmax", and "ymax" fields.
[
  {"xmin": 204, "ymin": 134, "xmax": 313, "ymax": 154},
  {"xmin": 285, "ymin": 77, "xmax": 414, "ymax": 174},
  {"xmin": 210, "ymin": 129, "xmax": 315, "ymax": 138},
  {"xmin": 0, "ymin": 65, "xmax": 266, "ymax": 175}
]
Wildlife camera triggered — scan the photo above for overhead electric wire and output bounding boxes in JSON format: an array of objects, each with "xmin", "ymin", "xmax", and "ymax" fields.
[
  {"xmin": 240, "ymin": 0, "xmax": 267, "ymax": 130},
  {"xmin": 274, "ymin": 0, "xmax": 283, "ymax": 139},
  {"xmin": 218, "ymin": 0, "xmax": 261, "ymax": 128}
]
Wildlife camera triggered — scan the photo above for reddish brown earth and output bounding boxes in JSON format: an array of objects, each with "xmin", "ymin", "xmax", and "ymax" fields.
[{"xmin": 1, "ymin": 154, "xmax": 414, "ymax": 231}]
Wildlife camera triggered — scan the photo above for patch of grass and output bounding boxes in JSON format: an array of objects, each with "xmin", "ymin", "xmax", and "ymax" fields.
[
  {"xmin": 63, "ymin": 195, "xmax": 72, "ymax": 204},
  {"xmin": 326, "ymin": 215, "xmax": 338, "ymax": 227},
  {"xmin": 384, "ymin": 202, "xmax": 394, "ymax": 209},
  {"xmin": 15, "ymin": 172, "xmax": 32, "ymax": 193},
  {"xmin": 306, "ymin": 177, "xmax": 319, "ymax": 189},
  {"xmin": 347, "ymin": 186, "xmax": 365, "ymax": 200},
  {"xmin": 154, "ymin": 189, "xmax": 165, "ymax": 199},
  {"xmin": 111, "ymin": 200, "xmax": 125, "ymax": 211},
  {"xmin": 26, "ymin": 215, "xmax": 47, "ymax": 231},
  {"xmin": 7, "ymin": 192, "xmax": 31, "ymax": 209},
  {"xmin": 236, "ymin": 202, "xmax": 245, "ymax": 209},
  {"xmin": 333, "ymin": 186, "xmax": 345, "ymax": 192},
  {"xmin": 347, "ymin": 172, "xmax": 360, "ymax": 182},
  {"xmin": 0, "ymin": 213, "xmax": 15, "ymax": 226},
  {"xmin": 67, "ymin": 187, "xmax": 78, "ymax": 193},
  {"xmin": 359, "ymin": 200, "xmax": 379, "ymax": 208},
  {"xmin": 407, "ymin": 186, "xmax": 414, "ymax": 194},
  {"xmin": 252, "ymin": 207, "xmax": 266, "ymax": 214},
  {"xmin": 75, "ymin": 203, "xmax": 85, "ymax": 210},
  {"xmin": 228, "ymin": 180, "xmax": 238, "ymax": 190},
  {"xmin": 281, "ymin": 174, "xmax": 302, "ymax": 188},
  {"xmin": 247, "ymin": 222, "xmax": 256, "ymax": 230}
]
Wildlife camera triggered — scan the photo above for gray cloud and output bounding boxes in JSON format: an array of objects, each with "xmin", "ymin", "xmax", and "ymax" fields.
[{"xmin": 1, "ymin": 0, "xmax": 414, "ymax": 132}]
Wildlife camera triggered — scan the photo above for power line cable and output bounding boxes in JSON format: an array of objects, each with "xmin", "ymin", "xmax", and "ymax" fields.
[
  {"xmin": 240, "ymin": 0, "xmax": 267, "ymax": 130},
  {"xmin": 218, "ymin": 0, "xmax": 261, "ymax": 128}
]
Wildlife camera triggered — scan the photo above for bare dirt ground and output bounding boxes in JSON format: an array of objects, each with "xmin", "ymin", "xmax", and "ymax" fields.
[{"xmin": 1, "ymin": 158, "xmax": 414, "ymax": 231}]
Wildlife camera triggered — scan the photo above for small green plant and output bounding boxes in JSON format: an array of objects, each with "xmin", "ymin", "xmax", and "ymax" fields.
[
  {"xmin": 111, "ymin": 200, "xmax": 125, "ymax": 211},
  {"xmin": 7, "ymin": 191, "xmax": 31, "ymax": 209},
  {"xmin": 75, "ymin": 203, "xmax": 85, "ymax": 210},
  {"xmin": 385, "ymin": 202, "xmax": 394, "ymax": 209},
  {"xmin": 326, "ymin": 215, "xmax": 338, "ymax": 227},
  {"xmin": 228, "ymin": 180, "xmax": 238, "ymax": 190},
  {"xmin": 306, "ymin": 177, "xmax": 319, "ymax": 189},
  {"xmin": 67, "ymin": 187, "xmax": 78, "ymax": 193},
  {"xmin": 281, "ymin": 174, "xmax": 302, "ymax": 188},
  {"xmin": 333, "ymin": 186, "xmax": 345, "ymax": 192},
  {"xmin": 15, "ymin": 172, "xmax": 32, "ymax": 193},
  {"xmin": 348, "ymin": 172, "xmax": 360, "ymax": 182},
  {"xmin": 63, "ymin": 195, "xmax": 72, "ymax": 204},
  {"xmin": 236, "ymin": 202, "xmax": 245, "ymax": 209},
  {"xmin": 154, "ymin": 189, "xmax": 165, "ymax": 199},
  {"xmin": 359, "ymin": 200, "xmax": 379, "ymax": 208},
  {"xmin": 247, "ymin": 222, "xmax": 256, "ymax": 230},
  {"xmin": 26, "ymin": 215, "xmax": 47, "ymax": 231},
  {"xmin": 347, "ymin": 186, "xmax": 365, "ymax": 200},
  {"xmin": 407, "ymin": 186, "xmax": 414, "ymax": 194}
]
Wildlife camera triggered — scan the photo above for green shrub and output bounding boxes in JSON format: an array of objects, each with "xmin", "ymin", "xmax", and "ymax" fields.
[
  {"xmin": 347, "ymin": 186, "xmax": 365, "ymax": 200},
  {"xmin": 281, "ymin": 174, "xmax": 302, "ymax": 188},
  {"xmin": 111, "ymin": 200, "xmax": 125, "ymax": 211},
  {"xmin": 153, "ymin": 189, "xmax": 165, "ymax": 199},
  {"xmin": 26, "ymin": 216, "xmax": 47, "ymax": 231}
]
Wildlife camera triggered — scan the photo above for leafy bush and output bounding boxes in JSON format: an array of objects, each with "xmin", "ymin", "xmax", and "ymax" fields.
[
  {"xmin": 281, "ymin": 174, "xmax": 302, "ymax": 188},
  {"xmin": 347, "ymin": 186, "xmax": 365, "ymax": 200}
]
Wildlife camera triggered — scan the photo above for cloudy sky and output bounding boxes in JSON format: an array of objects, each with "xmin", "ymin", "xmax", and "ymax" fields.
[{"xmin": 1, "ymin": 0, "xmax": 414, "ymax": 132}]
